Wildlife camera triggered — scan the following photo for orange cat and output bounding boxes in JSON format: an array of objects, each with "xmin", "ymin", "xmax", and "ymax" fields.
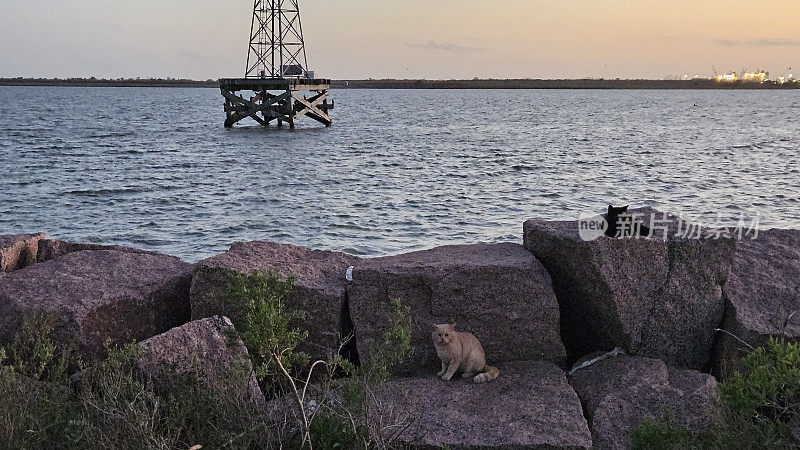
[{"xmin": 431, "ymin": 324, "xmax": 500, "ymax": 383}]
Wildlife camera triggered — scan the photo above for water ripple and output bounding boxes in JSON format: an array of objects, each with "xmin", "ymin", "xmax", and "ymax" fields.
[{"xmin": 0, "ymin": 87, "xmax": 799, "ymax": 261}]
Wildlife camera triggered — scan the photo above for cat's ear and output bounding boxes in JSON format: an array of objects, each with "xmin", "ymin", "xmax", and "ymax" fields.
[
  {"xmin": 449, "ymin": 323, "xmax": 456, "ymax": 330},
  {"xmin": 623, "ymin": 205, "xmax": 629, "ymax": 212},
  {"xmin": 608, "ymin": 205, "xmax": 613, "ymax": 212}
]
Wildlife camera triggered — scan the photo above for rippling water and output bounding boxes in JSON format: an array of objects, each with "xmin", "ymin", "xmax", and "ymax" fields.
[{"xmin": 1, "ymin": 86, "xmax": 798, "ymax": 261}]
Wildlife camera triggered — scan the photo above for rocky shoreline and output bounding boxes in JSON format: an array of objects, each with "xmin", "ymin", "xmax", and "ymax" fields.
[{"xmin": 1, "ymin": 208, "xmax": 798, "ymax": 449}]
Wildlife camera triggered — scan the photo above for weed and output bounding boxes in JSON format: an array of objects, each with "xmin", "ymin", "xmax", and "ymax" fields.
[
  {"xmin": 227, "ymin": 271, "xmax": 309, "ymax": 394},
  {"xmin": 630, "ymin": 338, "xmax": 800, "ymax": 449},
  {"xmin": 5, "ymin": 313, "xmax": 77, "ymax": 381},
  {"xmin": 1, "ymin": 280, "xmax": 414, "ymax": 449}
]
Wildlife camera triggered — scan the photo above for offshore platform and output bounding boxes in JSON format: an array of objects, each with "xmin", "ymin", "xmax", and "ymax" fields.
[{"xmin": 220, "ymin": 0, "xmax": 333, "ymax": 128}]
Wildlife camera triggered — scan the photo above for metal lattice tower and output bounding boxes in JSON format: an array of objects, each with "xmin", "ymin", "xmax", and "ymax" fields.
[
  {"xmin": 246, "ymin": 0, "xmax": 310, "ymax": 79},
  {"xmin": 221, "ymin": 0, "xmax": 332, "ymax": 128}
]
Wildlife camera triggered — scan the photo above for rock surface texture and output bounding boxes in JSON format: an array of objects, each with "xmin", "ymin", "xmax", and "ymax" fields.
[
  {"xmin": 524, "ymin": 213, "xmax": 735, "ymax": 370},
  {"xmin": 191, "ymin": 241, "xmax": 359, "ymax": 360},
  {"xmin": 138, "ymin": 316, "xmax": 265, "ymax": 407},
  {"xmin": 347, "ymin": 243, "xmax": 566, "ymax": 375},
  {"xmin": 0, "ymin": 233, "xmax": 44, "ymax": 272},
  {"xmin": 36, "ymin": 238, "xmax": 154, "ymax": 263},
  {"xmin": 570, "ymin": 354, "xmax": 719, "ymax": 450},
  {"xmin": 373, "ymin": 361, "xmax": 592, "ymax": 449},
  {"xmin": 0, "ymin": 250, "xmax": 192, "ymax": 360},
  {"xmin": 714, "ymin": 229, "xmax": 800, "ymax": 376}
]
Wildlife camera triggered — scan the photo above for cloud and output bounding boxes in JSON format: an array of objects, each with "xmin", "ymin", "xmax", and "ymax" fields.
[
  {"xmin": 405, "ymin": 40, "xmax": 485, "ymax": 53},
  {"xmin": 716, "ymin": 38, "xmax": 800, "ymax": 47}
]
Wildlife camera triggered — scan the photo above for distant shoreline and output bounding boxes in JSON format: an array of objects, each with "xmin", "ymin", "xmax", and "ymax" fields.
[
  {"xmin": 1, "ymin": 77, "xmax": 798, "ymax": 90},
  {"xmin": 332, "ymin": 79, "xmax": 800, "ymax": 90}
]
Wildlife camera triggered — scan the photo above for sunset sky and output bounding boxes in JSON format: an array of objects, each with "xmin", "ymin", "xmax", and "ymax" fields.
[{"xmin": 1, "ymin": 0, "xmax": 798, "ymax": 80}]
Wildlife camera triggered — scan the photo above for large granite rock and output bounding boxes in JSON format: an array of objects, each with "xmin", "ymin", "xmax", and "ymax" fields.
[
  {"xmin": 36, "ymin": 238, "xmax": 154, "ymax": 263},
  {"xmin": 570, "ymin": 354, "xmax": 719, "ymax": 450},
  {"xmin": 714, "ymin": 229, "xmax": 800, "ymax": 376},
  {"xmin": 524, "ymin": 211, "xmax": 735, "ymax": 370},
  {"xmin": 190, "ymin": 241, "xmax": 360, "ymax": 360},
  {"xmin": 0, "ymin": 233, "xmax": 44, "ymax": 272},
  {"xmin": 0, "ymin": 250, "xmax": 192, "ymax": 360},
  {"xmin": 347, "ymin": 243, "xmax": 566, "ymax": 375},
  {"xmin": 371, "ymin": 361, "xmax": 591, "ymax": 449},
  {"xmin": 138, "ymin": 316, "xmax": 265, "ymax": 407}
]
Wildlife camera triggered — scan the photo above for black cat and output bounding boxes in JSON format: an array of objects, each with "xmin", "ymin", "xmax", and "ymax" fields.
[{"xmin": 604, "ymin": 205, "xmax": 651, "ymax": 238}]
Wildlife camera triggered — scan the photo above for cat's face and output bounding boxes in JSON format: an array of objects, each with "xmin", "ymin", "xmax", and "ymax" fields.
[
  {"xmin": 608, "ymin": 205, "xmax": 629, "ymax": 215},
  {"xmin": 432, "ymin": 323, "xmax": 456, "ymax": 345}
]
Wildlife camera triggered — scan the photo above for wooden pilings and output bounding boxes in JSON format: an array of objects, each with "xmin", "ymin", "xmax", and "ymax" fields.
[{"xmin": 220, "ymin": 78, "xmax": 333, "ymax": 128}]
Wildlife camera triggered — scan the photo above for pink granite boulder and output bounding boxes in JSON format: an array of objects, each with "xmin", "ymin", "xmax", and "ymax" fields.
[
  {"xmin": 372, "ymin": 361, "xmax": 592, "ymax": 449},
  {"xmin": 713, "ymin": 229, "xmax": 800, "ymax": 376},
  {"xmin": 137, "ymin": 316, "xmax": 265, "ymax": 407},
  {"xmin": 36, "ymin": 238, "xmax": 155, "ymax": 263},
  {"xmin": 570, "ymin": 354, "xmax": 719, "ymax": 450},
  {"xmin": 190, "ymin": 241, "xmax": 360, "ymax": 361},
  {"xmin": 0, "ymin": 233, "xmax": 44, "ymax": 272},
  {"xmin": 347, "ymin": 243, "xmax": 566, "ymax": 375},
  {"xmin": 524, "ymin": 211, "xmax": 735, "ymax": 370},
  {"xmin": 0, "ymin": 250, "xmax": 192, "ymax": 360}
]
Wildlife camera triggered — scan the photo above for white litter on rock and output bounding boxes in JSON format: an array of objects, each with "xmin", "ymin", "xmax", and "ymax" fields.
[
  {"xmin": 567, "ymin": 347, "xmax": 626, "ymax": 377},
  {"xmin": 345, "ymin": 266, "xmax": 354, "ymax": 282}
]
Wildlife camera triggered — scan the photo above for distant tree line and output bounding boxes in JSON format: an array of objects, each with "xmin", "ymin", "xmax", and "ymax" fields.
[
  {"xmin": 1, "ymin": 77, "xmax": 797, "ymax": 89},
  {"xmin": 0, "ymin": 77, "xmax": 218, "ymax": 88}
]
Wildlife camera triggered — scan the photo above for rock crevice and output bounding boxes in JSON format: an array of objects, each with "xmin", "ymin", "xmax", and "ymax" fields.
[
  {"xmin": 189, "ymin": 241, "xmax": 360, "ymax": 362},
  {"xmin": 0, "ymin": 233, "xmax": 44, "ymax": 272},
  {"xmin": 569, "ymin": 354, "xmax": 719, "ymax": 450},
  {"xmin": 347, "ymin": 243, "xmax": 567, "ymax": 375}
]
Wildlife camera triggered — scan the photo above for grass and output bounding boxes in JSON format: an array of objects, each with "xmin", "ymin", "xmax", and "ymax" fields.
[
  {"xmin": 630, "ymin": 414, "xmax": 711, "ymax": 450},
  {"xmin": 227, "ymin": 271, "xmax": 415, "ymax": 449},
  {"xmin": 0, "ymin": 349, "xmax": 82, "ymax": 449},
  {"xmin": 4, "ymin": 312, "xmax": 76, "ymax": 382},
  {"xmin": 0, "ymin": 323, "xmax": 277, "ymax": 449},
  {"xmin": 0, "ymin": 273, "xmax": 414, "ymax": 449},
  {"xmin": 631, "ymin": 338, "xmax": 800, "ymax": 449}
]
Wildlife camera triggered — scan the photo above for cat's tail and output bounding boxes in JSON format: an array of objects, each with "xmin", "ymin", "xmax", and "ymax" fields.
[{"xmin": 473, "ymin": 366, "xmax": 500, "ymax": 383}]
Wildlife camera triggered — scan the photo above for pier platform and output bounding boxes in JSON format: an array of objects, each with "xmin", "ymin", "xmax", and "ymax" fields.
[{"xmin": 219, "ymin": 77, "xmax": 333, "ymax": 128}]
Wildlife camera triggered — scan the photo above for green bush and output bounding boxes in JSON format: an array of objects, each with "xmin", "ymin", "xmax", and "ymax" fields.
[
  {"xmin": 285, "ymin": 297, "xmax": 414, "ymax": 449},
  {"xmin": 722, "ymin": 338, "xmax": 800, "ymax": 420},
  {"xmin": 716, "ymin": 338, "xmax": 800, "ymax": 448},
  {"xmin": 75, "ymin": 343, "xmax": 166, "ymax": 449},
  {"xmin": 0, "ymin": 282, "xmax": 415, "ymax": 449},
  {"xmin": 337, "ymin": 297, "xmax": 413, "ymax": 448},
  {"xmin": 5, "ymin": 313, "xmax": 77, "ymax": 382},
  {"xmin": 222, "ymin": 273, "xmax": 414, "ymax": 448},
  {"xmin": 630, "ymin": 338, "xmax": 800, "ymax": 449},
  {"xmin": 226, "ymin": 271, "xmax": 309, "ymax": 394},
  {"xmin": 77, "ymin": 342, "xmax": 276, "ymax": 449},
  {"xmin": 0, "ymin": 353, "xmax": 82, "ymax": 449},
  {"xmin": 1, "ymin": 326, "xmax": 278, "ymax": 449},
  {"xmin": 341, "ymin": 297, "xmax": 412, "ymax": 411},
  {"xmin": 365, "ymin": 297, "xmax": 413, "ymax": 382},
  {"xmin": 0, "ymin": 316, "xmax": 84, "ymax": 449}
]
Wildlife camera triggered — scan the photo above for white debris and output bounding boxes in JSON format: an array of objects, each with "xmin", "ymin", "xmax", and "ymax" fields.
[{"xmin": 568, "ymin": 347, "xmax": 626, "ymax": 377}]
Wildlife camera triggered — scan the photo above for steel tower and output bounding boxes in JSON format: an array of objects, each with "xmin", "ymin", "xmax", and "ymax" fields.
[
  {"xmin": 246, "ymin": 0, "xmax": 310, "ymax": 79},
  {"xmin": 220, "ymin": 0, "xmax": 332, "ymax": 128}
]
